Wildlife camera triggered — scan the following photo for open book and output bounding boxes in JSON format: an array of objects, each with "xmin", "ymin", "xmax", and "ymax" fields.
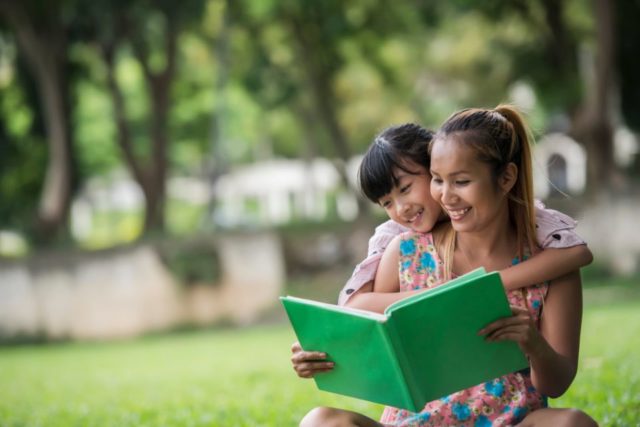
[{"xmin": 280, "ymin": 268, "xmax": 528, "ymax": 412}]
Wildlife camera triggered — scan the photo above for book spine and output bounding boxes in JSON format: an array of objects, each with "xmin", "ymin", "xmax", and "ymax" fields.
[
  {"xmin": 378, "ymin": 321, "xmax": 416, "ymax": 411},
  {"xmin": 384, "ymin": 318, "xmax": 424, "ymax": 411}
]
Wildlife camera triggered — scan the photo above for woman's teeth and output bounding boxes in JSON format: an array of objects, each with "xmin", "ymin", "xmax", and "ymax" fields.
[{"xmin": 448, "ymin": 207, "xmax": 470, "ymax": 219}]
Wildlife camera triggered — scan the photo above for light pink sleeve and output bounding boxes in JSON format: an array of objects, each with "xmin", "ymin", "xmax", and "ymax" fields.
[
  {"xmin": 337, "ymin": 220, "xmax": 408, "ymax": 306},
  {"xmin": 534, "ymin": 200, "xmax": 586, "ymax": 249}
]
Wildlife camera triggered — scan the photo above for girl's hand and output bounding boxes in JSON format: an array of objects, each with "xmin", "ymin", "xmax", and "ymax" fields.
[
  {"xmin": 290, "ymin": 341, "xmax": 335, "ymax": 378},
  {"xmin": 478, "ymin": 306, "xmax": 544, "ymax": 356}
]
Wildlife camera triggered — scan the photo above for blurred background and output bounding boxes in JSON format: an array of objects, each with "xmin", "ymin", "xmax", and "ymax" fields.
[{"xmin": 0, "ymin": 0, "xmax": 639, "ymax": 425}]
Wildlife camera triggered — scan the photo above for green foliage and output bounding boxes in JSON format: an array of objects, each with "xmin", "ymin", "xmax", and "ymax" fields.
[
  {"xmin": 1, "ymin": 0, "xmax": 635, "ymax": 242},
  {"xmin": 78, "ymin": 210, "xmax": 143, "ymax": 249},
  {"xmin": 157, "ymin": 238, "xmax": 221, "ymax": 285}
]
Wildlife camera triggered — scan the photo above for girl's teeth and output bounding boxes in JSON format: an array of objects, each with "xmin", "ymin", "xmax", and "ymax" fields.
[{"xmin": 409, "ymin": 210, "xmax": 423, "ymax": 222}]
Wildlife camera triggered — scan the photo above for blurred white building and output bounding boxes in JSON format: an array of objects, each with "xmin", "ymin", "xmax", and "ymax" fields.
[
  {"xmin": 70, "ymin": 127, "xmax": 638, "ymax": 239},
  {"xmin": 70, "ymin": 157, "xmax": 364, "ymax": 240},
  {"xmin": 533, "ymin": 128, "xmax": 639, "ymax": 199},
  {"xmin": 212, "ymin": 158, "xmax": 361, "ymax": 227}
]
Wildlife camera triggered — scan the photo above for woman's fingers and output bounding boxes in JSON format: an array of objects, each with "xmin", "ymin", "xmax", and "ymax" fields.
[
  {"xmin": 292, "ymin": 360, "xmax": 335, "ymax": 378},
  {"xmin": 485, "ymin": 324, "xmax": 529, "ymax": 341},
  {"xmin": 297, "ymin": 366, "xmax": 334, "ymax": 378},
  {"xmin": 479, "ymin": 313, "xmax": 530, "ymax": 336},
  {"xmin": 291, "ymin": 350, "xmax": 328, "ymax": 363},
  {"xmin": 510, "ymin": 305, "xmax": 529, "ymax": 315},
  {"xmin": 291, "ymin": 341, "xmax": 328, "ymax": 362},
  {"xmin": 290, "ymin": 341, "xmax": 334, "ymax": 378}
]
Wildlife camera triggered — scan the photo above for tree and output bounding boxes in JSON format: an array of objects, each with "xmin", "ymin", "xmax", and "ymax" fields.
[
  {"xmin": 0, "ymin": 0, "xmax": 76, "ymax": 243},
  {"xmin": 466, "ymin": 0, "xmax": 619, "ymax": 194},
  {"xmin": 571, "ymin": 0, "xmax": 619, "ymax": 193},
  {"xmin": 79, "ymin": 0, "xmax": 205, "ymax": 234}
]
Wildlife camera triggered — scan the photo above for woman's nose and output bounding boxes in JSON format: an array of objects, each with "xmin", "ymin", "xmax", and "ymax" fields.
[{"xmin": 441, "ymin": 183, "xmax": 456, "ymax": 204}]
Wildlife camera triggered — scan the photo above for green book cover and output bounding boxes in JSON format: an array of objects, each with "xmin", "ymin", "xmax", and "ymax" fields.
[{"xmin": 280, "ymin": 268, "xmax": 528, "ymax": 412}]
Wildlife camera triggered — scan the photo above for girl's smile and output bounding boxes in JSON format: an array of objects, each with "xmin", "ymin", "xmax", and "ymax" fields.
[{"xmin": 377, "ymin": 161, "xmax": 442, "ymax": 233}]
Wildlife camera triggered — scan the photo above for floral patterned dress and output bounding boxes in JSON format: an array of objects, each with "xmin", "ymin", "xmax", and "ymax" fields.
[{"xmin": 380, "ymin": 232, "xmax": 549, "ymax": 427}]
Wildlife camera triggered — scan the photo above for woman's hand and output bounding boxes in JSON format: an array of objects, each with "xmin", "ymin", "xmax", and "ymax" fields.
[
  {"xmin": 478, "ymin": 306, "xmax": 544, "ymax": 356},
  {"xmin": 290, "ymin": 341, "xmax": 335, "ymax": 378}
]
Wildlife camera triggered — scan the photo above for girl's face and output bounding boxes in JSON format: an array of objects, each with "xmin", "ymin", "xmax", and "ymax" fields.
[
  {"xmin": 377, "ymin": 161, "xmax": 443, "ymax": 233},
  {"xmin": 429, "ymin": 137, "xmax": 510, "ymax": 234}
]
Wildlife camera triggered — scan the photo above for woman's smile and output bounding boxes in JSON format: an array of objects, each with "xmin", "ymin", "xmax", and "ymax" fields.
[{"xmin": 446, "ymin": 207, "xmax": 471, "ymax": 221}]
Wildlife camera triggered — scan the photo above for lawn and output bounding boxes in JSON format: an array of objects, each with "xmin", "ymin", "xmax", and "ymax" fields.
[{"xmin": 0, "ymin": 282, "xmax": 638, "ymax": 426}]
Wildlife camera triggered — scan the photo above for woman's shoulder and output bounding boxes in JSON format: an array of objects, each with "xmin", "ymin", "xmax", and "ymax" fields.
[{"xmin": 398, "ymin": 230, "xmax": 437, "ymax": 247}]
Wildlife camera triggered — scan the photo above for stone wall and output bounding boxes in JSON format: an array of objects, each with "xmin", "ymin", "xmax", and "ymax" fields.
[
  {"xmin": 0, "ymin": 231, "xmax": 285, "ymax": 341},
  {"xmin": 574, "ymin": 196, "xmax": 640, "ymax": 276}
]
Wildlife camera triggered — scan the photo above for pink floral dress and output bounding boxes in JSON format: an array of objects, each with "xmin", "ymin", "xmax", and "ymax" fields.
[{"xmin": 380, "ymin": 232, "xmax": 549, "ymax": 427}]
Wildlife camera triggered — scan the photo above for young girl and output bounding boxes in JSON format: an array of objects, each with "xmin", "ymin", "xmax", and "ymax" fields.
[
  {"xmin": 292, "ymin": 123, "xmax": 591, "ymax": 375},
  {"xmin": 339, "ymin": 123, "xmax": 591, "ymax": 310},
  {"xmin": 293, "ymin": 109, "xmax": 597, "ymax": 426}
]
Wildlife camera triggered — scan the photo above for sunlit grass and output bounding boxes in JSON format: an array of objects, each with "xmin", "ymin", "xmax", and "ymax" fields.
[{"xmin": 0, "ymin": 284, "xmax": 638, "ymax": 426}]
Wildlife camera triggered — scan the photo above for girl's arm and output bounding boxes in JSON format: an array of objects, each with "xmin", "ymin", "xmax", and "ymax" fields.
[
  {"xmin": 500, "ymin": 245, "xmax": 593, "ymax": 291},
  {"xmin": 480, "ymin": 270, "xmax": 582, "ymax": 397},
  {"xmin": 346, "ymin": 236, "xmax": 424, "ymax": 313}
]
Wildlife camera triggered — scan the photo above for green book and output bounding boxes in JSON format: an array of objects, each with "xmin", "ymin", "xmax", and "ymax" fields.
[{"xmin": 280, "ymin": 268, "xmax": 528, "ymax": 412}]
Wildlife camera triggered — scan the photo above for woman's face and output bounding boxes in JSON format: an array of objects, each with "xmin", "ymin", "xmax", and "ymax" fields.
[
  {"xmin": 377, "ymin": 161, "xmax": 443, "ymax": 233},
  {"xmin": 429, "ymin": 137, "xmax": 510, "ymax": 234}
]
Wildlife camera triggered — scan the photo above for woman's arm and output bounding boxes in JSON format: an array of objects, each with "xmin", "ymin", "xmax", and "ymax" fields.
[
  {"xmin": 500, "ymin": 245, "xmax": 592, "ymax": 291},
  {"xmin": 528, "ymin": 270, "xmax": 582, "ymax": 396},
  {"xmin": 346, "ymin": 236, "xmax": 424, "ymax": 313},
  {"xmin": 480, "ymin": 270, "xmax": 582, "ymax": 397}
]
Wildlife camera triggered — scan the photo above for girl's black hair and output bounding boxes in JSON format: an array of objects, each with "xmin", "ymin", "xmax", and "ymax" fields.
[{"xmin": 358, "ymin": 123, "xmax": 434, "ymax": 203}]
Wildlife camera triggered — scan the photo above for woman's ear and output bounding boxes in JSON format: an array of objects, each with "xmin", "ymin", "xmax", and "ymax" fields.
[{"xmin": 499, "ymin": 162, "xmax": 518, "ymax": 194}]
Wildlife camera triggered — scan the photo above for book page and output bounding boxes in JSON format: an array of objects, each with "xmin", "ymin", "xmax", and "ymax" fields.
[
  {"xmin": 384, "ymin": 267, "xmax": 486, "ymax": 315},
  {"xmin": 282, "ymin": 296, "xmax": 387, "ymax": 322}
]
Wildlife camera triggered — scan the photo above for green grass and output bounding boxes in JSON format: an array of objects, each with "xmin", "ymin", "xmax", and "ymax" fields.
[{"xmin": 0, "ymin": 286, "xmax": 638, "ymax": 426}]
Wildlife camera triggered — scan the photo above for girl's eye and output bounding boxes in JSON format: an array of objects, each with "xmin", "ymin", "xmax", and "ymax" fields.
[
  {"xmin": 380, "ymin": 200, "xmax": 391, "ymax": 208},
  {"xmin": 400, "ymin": 184, "xmax": 411, "ymax": 193},
  {"xmin": 432, "ymin": 178, "xmax": 443, "ymax": 184}
]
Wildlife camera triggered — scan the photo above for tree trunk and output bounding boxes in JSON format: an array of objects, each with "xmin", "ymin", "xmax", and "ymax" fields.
[
  {"xmin": 571, "ymin": 0, "xmax": 619, "ymax": 195},
  {"xmin": 206, "ymin": 0, "xmax": 231, "ymax": 225},
  {"xmin": 101, "ymin": 9, "xmax": 178, "ymax": 235},
  {"xmin": 287, "ymin": 13, "xmax": 370, "ymax": 216},
  {"xmin": 0, "ymin": 3, "xmax": 73, "ymax": 242},
  {"xmin": 132, "ymin": 14, "xmax": 177, "ymax": 234}
]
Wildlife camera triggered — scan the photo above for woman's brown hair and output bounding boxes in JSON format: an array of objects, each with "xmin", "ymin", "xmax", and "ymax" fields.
[{"xmin": 431, "ymin": 105, "xmax": 537, "ymax": 279}]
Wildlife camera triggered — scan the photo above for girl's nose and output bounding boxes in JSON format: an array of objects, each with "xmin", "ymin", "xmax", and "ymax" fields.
[{"xmin": 395, "ymin": 200, "xmax": 410, "ymax": 216}]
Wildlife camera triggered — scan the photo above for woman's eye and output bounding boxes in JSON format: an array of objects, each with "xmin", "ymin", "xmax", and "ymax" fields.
[
  {"xmin": 400, "ymin": 184, "xmax": 411, "ymax": 193},
  {"xmin": 456, "ymin": 180, "xmax": 470, "ymax": 186},
  {"xmin": 432, "ymin": 178, "xmax": 443, "ymax": 184}
]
